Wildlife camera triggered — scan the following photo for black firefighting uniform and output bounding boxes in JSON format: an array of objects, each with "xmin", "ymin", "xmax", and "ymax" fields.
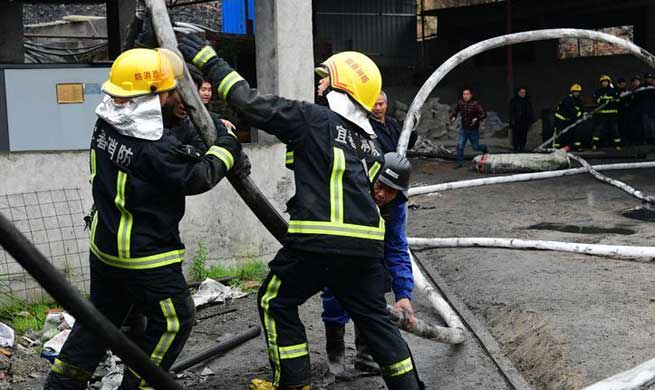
[
  {"xmin": 554, "ymin": 93, "xmax": 583, "ymax": 149},
  {"xmin": 207, "ymin": 66, "xmax": 422, "ymax": 388},
  {"xmin": 44, "ymin": 117, "xmax": 240, "ymax": 390},
  {"xmin": 592, "ymin": 86, "xmax": 622, "ymax": 148}
]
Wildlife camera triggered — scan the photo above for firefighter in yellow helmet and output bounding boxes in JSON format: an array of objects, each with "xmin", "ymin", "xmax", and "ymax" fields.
[
  {"xmin": 178, "ymin": 35, "xmax": 424, "ymax": 390},
  {"xmin": 553, "ymin": 83, "xmax": 584, "ymax": 149},
  {"xmin": 592, "ymin": 74, "xmax": 622, "ymax": 150},
  {"xmin": 43, "ymin": 48, "xmax": 242, "ymax": 390}
]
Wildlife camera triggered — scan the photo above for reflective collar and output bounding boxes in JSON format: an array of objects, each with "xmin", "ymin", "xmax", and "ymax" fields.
[
  {"xmin": 326, "ymin": 91, "xmax": 375, "ymax": 137},
  {"xmin": 95, "ymin": 94, "xmax": 164, "ymax": 141}
]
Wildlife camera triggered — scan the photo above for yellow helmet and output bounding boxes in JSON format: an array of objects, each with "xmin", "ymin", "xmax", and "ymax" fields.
[
  {"xmin": 315, "ymin": 51, "xmax": 382, "ymax": 112},
  {"xmin": 599, "ymin": 75, "xmax": 611, "ymax": 83},
  {"xmin": 102, "ymin": 48, "xmax": 183, "ymax": 98},
  {"xmin": 570, "ymin": 83, "xmax": 582, "ymax": 92}
]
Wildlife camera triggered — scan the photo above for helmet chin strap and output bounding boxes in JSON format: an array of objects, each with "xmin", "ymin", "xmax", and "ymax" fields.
[{"xmin": 326, "ymin": 91, "xmax": 375, "ymax": 137}]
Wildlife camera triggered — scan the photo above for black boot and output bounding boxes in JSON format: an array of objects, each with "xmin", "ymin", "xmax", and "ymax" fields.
[
  {"xmin": 353, "ymin": 326, "xmax": 380, "ymax": 374},
  {"xmin": 325, "ymin": 324, "xmax": 350, "ymax": 380}
]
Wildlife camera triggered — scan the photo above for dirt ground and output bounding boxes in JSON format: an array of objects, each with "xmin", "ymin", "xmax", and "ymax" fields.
[
  {"xmin": 9, "ymin": 136, "xmax": 655, "ymax": 390},
  {"xmin": 408, "ymin": 147, "xmax": 655, "ymax": 389},
  {"xmin": 176, "ymin": 291, "xmax": 510, "ymax": 390}
]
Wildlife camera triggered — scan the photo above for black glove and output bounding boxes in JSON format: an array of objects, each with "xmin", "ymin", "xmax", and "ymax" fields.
[
  {"xmin": 178, "ymin": 35, "xmax": 235, "ymax": 86},
  {"xmin": 213, "ymin": 133, "xmax": 242, "ymax": 171},
  {"xmin": 134, "ymin": 11, "xmax": 158, "ymax": 49},
  {"xmin": 232, "ymin": 150, "xmax": 252, "ymax": 179}
]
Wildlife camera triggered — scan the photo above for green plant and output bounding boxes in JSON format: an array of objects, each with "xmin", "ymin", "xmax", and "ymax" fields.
[
  {"xmin": 0, "ymin": 294, "xmax": 59, "ymax": 334},
  {"xmin": 205, "ymin": 260, "xmax": 268, "ymax": 292},
  {"xmin": 190, "ymin": 240, "xmax": 208, "ymax": 281}
]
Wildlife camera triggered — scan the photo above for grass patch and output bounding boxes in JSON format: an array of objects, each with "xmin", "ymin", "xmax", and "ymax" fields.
[
  {"xmin": 205, "ymin": 260, "xmax": 268, "ymax": 292},
  {"xmin": 0, "ymin": 296, "xmax": 59, "ymax": 334},
  {"xmin": 190, "ymin": 240, "xmax": 208, "ymax": 281}
]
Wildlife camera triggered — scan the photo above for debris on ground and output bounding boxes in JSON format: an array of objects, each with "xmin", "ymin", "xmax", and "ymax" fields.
[
  {"xmin": 93, "ymin": 353, "xmax": 123, "ymax": 390},
  {"xmin": 192, "ymin": 278, "xmax": 248, "ymax": 308},
  {"xmin": 415, "ymin": 97, "xmax": 456, "ymax": 142},
  {"xmin": 40, "ymin": 311, "xmax": 75, "ymax": 342},
  {"xmin": 0, "ymin": 344, "xmax": 51, "ymax": 388},
  {"xmin": 42, "ymin": 329, "xmax": 70, "ymax": 356},
  {"xmin": 0, "ymin": 323, "xmax": 14, "ymax": 349},
  {"xmin": 479, "ymin": 111, "xmax": 509, "ymax": 137}
]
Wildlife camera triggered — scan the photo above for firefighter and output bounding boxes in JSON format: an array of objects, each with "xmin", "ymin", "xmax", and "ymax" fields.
[
  {"xmin": 642, "ymin": 72, "xmax": 655, "ymax": 148},
  {"xmin": 179, "ymin": 35, "xmax": 423, "ymax": 390},
  {"xmin": 554, "ymin": 84, "xmax": 584, "ymax": 150},
  {"xmin": 321, "ymin": 152, "xmax": 415, "ymax": 378},
  {"xmin": 615, "ymin": 77, "xmax": 631, "ymax": 146},
  {"xmin": 43, "ymin": 48, "xmax": 243, "ymax": 390},
  {"xmin": 592, "ymin": 75, "xmax": 622, "ymax": 150}
]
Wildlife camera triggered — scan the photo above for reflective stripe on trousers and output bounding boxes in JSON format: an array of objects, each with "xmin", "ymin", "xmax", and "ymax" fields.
[{"xmin": 261, "ymin": 275, "xmax": 283, "ymax": 386}]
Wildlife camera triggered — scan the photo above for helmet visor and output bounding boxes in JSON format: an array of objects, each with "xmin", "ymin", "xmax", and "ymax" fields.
[
  {"xmin": 157, "ymin": 48, "xmax": 184, "ymax": 80},
  {"xmin": 315, "ymin": 66, "xmax": 329, "ymax": 78}
]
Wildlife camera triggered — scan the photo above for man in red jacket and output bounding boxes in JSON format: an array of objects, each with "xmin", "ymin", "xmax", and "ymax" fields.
[{"xmin": 450, "ymin": 88, "xmax": 488, "ymax": 168}]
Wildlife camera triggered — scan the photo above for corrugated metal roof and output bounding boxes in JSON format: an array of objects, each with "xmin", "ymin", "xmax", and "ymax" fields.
[{"xmin": 314, "ymin": 0, "xmax": 416, "ymax": 67}]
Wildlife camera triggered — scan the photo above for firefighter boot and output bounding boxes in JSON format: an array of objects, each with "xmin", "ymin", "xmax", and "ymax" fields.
[
  {"xmin": 248, "ymin": 379, "xmax": 311, "ymax": 390},
  {"xmin": 325, "ymin": 324, "xmax": 350, "ymax": 380},
  {"xmin": 353, "ymin": 326, "xmax": 380, "ymax": 374}
]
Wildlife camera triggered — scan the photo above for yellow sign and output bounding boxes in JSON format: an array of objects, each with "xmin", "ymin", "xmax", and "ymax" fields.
[{"xmin": 56, "ymin": 83, "xmax": 85, "ymax": 104}]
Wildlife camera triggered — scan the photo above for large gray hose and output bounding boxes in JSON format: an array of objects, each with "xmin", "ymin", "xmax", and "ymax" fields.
[
  {"xmin": 397, "ymin": 28, "xmax": 655, "ymax": 156},
  {"xmin": 146, "ymin": 0, "xmax": 289, "ymax": 243}
]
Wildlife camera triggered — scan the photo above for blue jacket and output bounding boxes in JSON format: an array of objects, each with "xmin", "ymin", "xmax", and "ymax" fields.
[{"xmin": 383, "ymin": 199, "xmax": 413, "ymax": 301}]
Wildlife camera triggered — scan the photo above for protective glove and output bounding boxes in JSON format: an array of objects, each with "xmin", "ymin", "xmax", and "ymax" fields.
[
  {"xmin": 134, "ymin": 10, "xmax": 158, "ymax": 49},
  {"xmin": 178, "ymin": 35, "xmax": 237, "ymax": 91},
  {"xmin": 212, "ymin": 132, "xmax": 242, "ymax": 172},
  {"xmin": 232, "ymin": 150, "xmax": 252, "ymax": 179}
]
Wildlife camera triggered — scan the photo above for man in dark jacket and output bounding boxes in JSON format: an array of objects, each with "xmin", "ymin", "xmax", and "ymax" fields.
[
  {"xmin": 370, "ymin": 91, "xmax": 417, "ymax": 152},
  {"xmin": 450, "ymin": 88, "xmax": 488, "ymax": 167},
  {"xmin": 509, "ymin": 87, "xmax": 535, "ymax": 152},
  {"xmin": 592, "ymin": 75, "xmax": 621, "ymax": 150},
  {"xmin": 179, "ymin": 36, "xmax": 423, "ymax": 390},
  {"xmin": 44, "ymin": 48, "xmax": 242, "ymax": 390}
]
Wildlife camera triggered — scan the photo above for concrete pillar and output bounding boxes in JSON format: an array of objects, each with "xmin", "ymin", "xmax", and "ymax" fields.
[
  {"xmin": 254, "ymin": 0, "xmax": 314, "ymax": 142},
  {"xmin": 0, "ymin": 1, "xmax": 24, "ymax": 63},
  {"xmin": 106, "ymin": 0, "xmax": 136, "ymax": 59}
]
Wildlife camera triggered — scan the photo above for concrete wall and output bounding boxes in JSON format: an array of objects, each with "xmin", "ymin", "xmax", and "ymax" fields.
[
  {"xmin": 4, "ymin": 67, "xmax": 109, "ymax": 151},
  {"xmin": 0, "ymin": 143, "xmax": 293, "ymax": 279}
]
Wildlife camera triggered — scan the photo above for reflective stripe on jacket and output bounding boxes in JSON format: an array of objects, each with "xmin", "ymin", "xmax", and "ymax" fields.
[{"xmin": 90, "ymin": 119, "xmax": 233, "ymax": 269}]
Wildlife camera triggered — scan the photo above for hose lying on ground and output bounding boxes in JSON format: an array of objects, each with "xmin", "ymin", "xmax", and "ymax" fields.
[
  {"xmin": 567, "ymin": 153, "xmax": 655, "ymax": 204},
  {"xmin": 408, "ymin": 161, "xmax": 655, "ymax": 197},
  {"xmin": 409, "ymin": 237, "xmax": 655, "ymax": 260}
]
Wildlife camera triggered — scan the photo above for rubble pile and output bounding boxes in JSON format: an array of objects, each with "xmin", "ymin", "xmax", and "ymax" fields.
[{"xmin": 393, "ymin": 97, "xmax": 509, "ymax": 156}]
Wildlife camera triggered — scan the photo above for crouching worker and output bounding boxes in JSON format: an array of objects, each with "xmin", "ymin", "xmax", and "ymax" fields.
[
  {"xmin": 44, "ymin": 48, "xmax": 243, "ymax": 390},
  {"xmin": 178, "ymin": 34, "xmax": 423, "ymax": 390},
  {"xmin": 322, "ymin": 152, "xmax": 415, "ymax": 378}
]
